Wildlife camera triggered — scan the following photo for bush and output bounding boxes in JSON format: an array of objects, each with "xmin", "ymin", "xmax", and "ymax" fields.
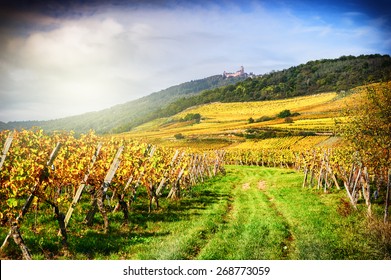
[
  {"xmin": 341, "ymin": 82, "xmax": 391, "ymax": 171},
  {"xmin": 277, "ymin": 109, "xmax": 292, "ymax": 118},
  {"xmin": 182, "ymin": 113, "xmax": 201, "ymax": 123},
  {"xmin": 174, "ymin": 133, "xmax": 185, "ymax": 139}
]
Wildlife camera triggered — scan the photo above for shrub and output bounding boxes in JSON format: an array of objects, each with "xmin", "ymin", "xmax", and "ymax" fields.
[
  {"xmin": 277, "ymin": 109, "xmax": 292, "ymax": 118},
  {"xmin": 182, "ymin": 113, "xmax": 201, "ymax": 123},
  {"xmin": 174, "ymin": 133, "xmax": 185, "ymax": 139}
]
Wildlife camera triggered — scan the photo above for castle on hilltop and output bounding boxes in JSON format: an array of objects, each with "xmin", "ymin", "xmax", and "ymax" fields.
[{"xmin": 223, "ymin": 66, "xmax": 246, "ymax": 78}]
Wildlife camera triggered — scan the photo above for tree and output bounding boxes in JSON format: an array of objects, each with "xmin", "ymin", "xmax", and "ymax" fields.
[
  {"xmin": 174, "ymin": 133, "xmax": 185, "ymax": 139},
  {"xmin": 277, "ymin": 109, "xmax": 292, "ymax": 118},
  {"xmin": 342, "ymin": 82, "xmax": 391, "ymax": 171},
  {"xmin": 341, "ymin": 82, "xmax": 391, "ymax": 222},
  {"xmin": 183, "ymin": 113, "xmax": 201, "ymax": 123}
]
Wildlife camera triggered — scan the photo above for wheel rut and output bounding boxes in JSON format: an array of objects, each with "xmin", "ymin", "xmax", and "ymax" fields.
[
  {"xmin": 257, "ymin": 180, "xmax": 295, "ymax": 259},
  {"xmin": 194, "ymin": 168, "xmax": 296, "ymax": 260}
]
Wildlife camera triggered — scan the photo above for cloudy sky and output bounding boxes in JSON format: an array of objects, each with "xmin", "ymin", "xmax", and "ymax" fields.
[{"xmin": 0, "ymin": 0, "xmax": 390, "ymax": 122}]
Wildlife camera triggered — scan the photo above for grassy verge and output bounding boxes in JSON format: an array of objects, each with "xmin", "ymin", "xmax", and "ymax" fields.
[{"xmin": 254, "ymin": 167, "xmax": 387, "ymax": 259}]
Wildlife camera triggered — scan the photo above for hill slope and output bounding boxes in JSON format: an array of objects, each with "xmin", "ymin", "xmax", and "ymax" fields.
[
  {"xmin": 6, "ymin": 75, "xmax": 246, "ymax": 134},
  {"xmin": 6, "ymin": 54, "xmax": 391, "ymax": 134},
  {"xmin": 119, "ymin": 91, "xmax": 341, "ymax": 148},
  {"xmin": 145, "ymin": 54, "xmax": 391, "ymax": 122},
  {"xmin": 120, "ymin": 83, "xmax": 384, "ymax": 150}
]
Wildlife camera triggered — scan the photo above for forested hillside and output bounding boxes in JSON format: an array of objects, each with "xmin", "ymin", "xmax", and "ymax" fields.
[{"xmin": 146, "ymin": 54, "xmax": 391, "ymax": 121}]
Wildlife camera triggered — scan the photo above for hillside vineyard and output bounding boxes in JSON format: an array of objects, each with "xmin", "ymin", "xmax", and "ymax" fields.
[{"xmin": 1, "ymin": 125, "xmax": 390, "ymax": 259}]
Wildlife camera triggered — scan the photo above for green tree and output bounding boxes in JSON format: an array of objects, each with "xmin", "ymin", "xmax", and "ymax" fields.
[
  {"xmin": 341, "ymin": 82, "xmax": 391, "ymax": 222},
  {"xmin": 174, "ymin": 133, "xmax": 185, "ymax": 139},
  {"xmin": 342, "ymin": 83, "xmax": 391, "ymax": 171},
  {"xmin": 277, "ymin": 109, "xmax": 292, "ymax": 118}
]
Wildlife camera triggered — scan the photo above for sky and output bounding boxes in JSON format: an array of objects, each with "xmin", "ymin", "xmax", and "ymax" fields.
[{"xmin": 0, "ymin": 0, "xmax": 390, "ymax": 122}]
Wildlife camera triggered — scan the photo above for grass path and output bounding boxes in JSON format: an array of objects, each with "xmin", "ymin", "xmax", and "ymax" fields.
[
  {"xmin": 196, "ymin": 167, "xmax": 292, "ymax": 259},
  {"xmin": 121, "ymin": 166, "xmax": 382, "ymax": 260}
]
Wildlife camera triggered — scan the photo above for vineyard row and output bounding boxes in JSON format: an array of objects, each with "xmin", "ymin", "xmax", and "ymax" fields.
[
  {"xmin": 0, "ymin": 130, "xmax": 225, "ymax": 259},
  {"xmin": 1, "ymin": 129, "xmax": 390, "ymax": 260},
  {"xmin": 225, "ymin": 148, "xmax": 391, "ymax": 222}
]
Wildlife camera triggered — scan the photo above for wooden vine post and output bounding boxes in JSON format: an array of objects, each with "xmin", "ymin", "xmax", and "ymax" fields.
[
  {"xmin": 85, "ymin": 146, "xmax": 123, "ymax": 232},
  {"xmin": 301, "ymin": 153, "xmax": 309, "ymax": 188},
  {"xmin": 168, "ymin": 167, "xmax": 185, "ymax": 199},
  {"xmin": 155, "ymin": 150, "xmax": 181, "ymax": 198},
  {"xmin": 63, "ymin": 143, "xmax": 102, "ymax": 229},
  {"xmin": 1, "ymin": 142, "xmax": 62, "ymax": 259},
  {"xmin": 204, "ymin": 153, "xmax": 213, "ymax": 178},
  {"xmin": 128, "ymin": 145, "xmax": 156, "ymax": 208},
  {"xmin": 338, "ymin": 161, "xmax": 373, "ymax": 211},
  {"xmin": 309, "ymin": 150, "xmax": 317, "ymax": 187},
  {"xmin": 0, "ymin": 131, "xmax": 13, "ymax": 170},
  {"xmin": 214, "ymin": 150, "xmax": 226, "ymax": 176},
  {"xmin": 360, "ymin": 167, "xmax": 372, "ymax": 216},
  {"xmin": 385, "ymin": 170, "xmax": 391, "ymax": 223},
  {"xmin": 42, "ymin": 142, "xmax": 72, "ymax": 250}
]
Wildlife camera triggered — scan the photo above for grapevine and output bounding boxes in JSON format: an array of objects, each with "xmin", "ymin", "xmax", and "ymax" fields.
[{"xmin": 0, "ymin": 129, "xmax": 225, "ymax": 259}]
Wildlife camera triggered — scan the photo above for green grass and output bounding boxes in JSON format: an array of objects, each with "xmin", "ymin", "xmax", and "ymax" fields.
[
  {"xmin": 0, "ymin": 166, "xmax": 388, "ymax": 260},
  {"xmin": 255, "ymin": 168, "xmax": 382, "ymax": 259},
  {"xmin": 128, "ymin": 176, "xmax": 234, "ymax": 260},
  {"xmin": 197, "ymin": 167, "xmax": 291, "ymax": 259}
]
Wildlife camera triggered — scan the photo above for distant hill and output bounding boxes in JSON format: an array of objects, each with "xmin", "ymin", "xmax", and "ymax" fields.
[
  {"xmin": 6, "ymin": 75, "xmax": 246, "ymax": 134},
  {"xmin": 0, "ymin": 121, "xmax": 10, "ymax": 131},
  {"xmin": 147, "ymin": 54, "xmax": 391, "ymax": 121},
  {"xmin": 5, "ymin": 54, "xmax": 391, "ymax": 134}
]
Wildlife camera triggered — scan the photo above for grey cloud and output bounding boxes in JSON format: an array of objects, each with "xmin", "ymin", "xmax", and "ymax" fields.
[{"xmin": 0, "ymin": 2, "xmax": 389, "ymax": 122}]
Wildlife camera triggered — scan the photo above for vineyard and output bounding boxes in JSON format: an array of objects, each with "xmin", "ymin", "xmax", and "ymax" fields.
[
  {"xmin": 1, "ymin": 129, "xmax": 390, "ymax": 260},
  {"xmin": 0, "ymin": 129, "xmax": 225, "ymax": 259},
  {"xmin": 120, "ymin": 88, "xmax": 362, "ymax": 150},
  {"xmin": 1, "ymin": 83, "xmax": 390, "ymax": 260},
  {"xmin": 174, "ymin": 92, "xmax": 338, "ymax": 121}
]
